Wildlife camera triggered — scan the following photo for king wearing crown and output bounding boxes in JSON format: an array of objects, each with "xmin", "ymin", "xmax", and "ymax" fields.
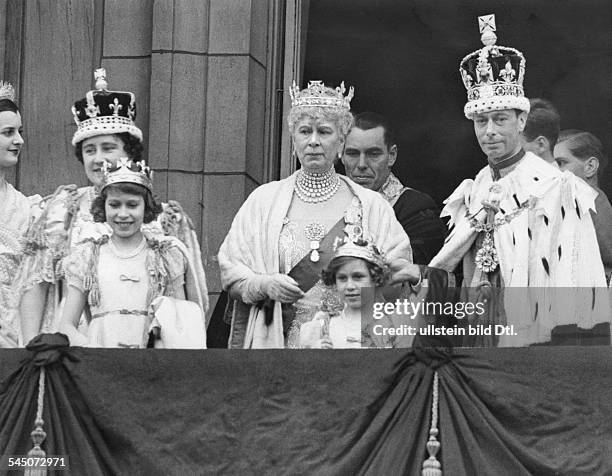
[{"xmin": 428, "ymin": 15, "xmax": 610, "ymax": 347}]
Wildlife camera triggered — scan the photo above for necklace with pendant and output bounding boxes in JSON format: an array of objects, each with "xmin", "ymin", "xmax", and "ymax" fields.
[
  {"xmin": 304, "ymin": 221, "xmax": 325, "ymax": 262},
  {"xmin": 468, "ymin": 196, "xmax": 531, "ymax": 273}
]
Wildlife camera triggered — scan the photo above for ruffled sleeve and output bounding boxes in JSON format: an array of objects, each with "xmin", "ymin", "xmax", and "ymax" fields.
[
  {"xmin": 62, "ymin": 241, "xmax": 96, "ymax": 293},
  {"xmin": 16, "ymin": 185, "xmax": 80, "ymax": 292},
  {"xmin": 147, "ymin": 236, "xmax": 187, "ymax": 301},
  {"xmin": 27, "ymin": 194, "xmax": 43, "ymax": 223},
  {"xmin": 162, "ymin": 241, "xmax": 187, "ymax": 297},
  {"xmin": 155, "ymin": 200, "xmax": 209, "ymax": 315}
]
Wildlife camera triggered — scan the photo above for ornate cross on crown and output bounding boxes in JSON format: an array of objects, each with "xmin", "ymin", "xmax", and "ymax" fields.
[{"xmin": 478, "ymin": 14, "xmax": 497, "ymax": 46}]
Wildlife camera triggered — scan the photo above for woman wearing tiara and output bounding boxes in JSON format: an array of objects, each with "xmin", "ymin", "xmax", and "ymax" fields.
[
  {"xmin": 0, "ymin": 82, "xmax": 41, "ymax": 347},
  {"xmin": 219, "ymin": 80, "xmax": 421, "ymax": 348},
  {"xmin": 17, "ymin": 69, "xmax": 208, "ymax": 346},
  {"xmin": 59, "ymin": 159, "xmax": 206, "ymax": 348}
]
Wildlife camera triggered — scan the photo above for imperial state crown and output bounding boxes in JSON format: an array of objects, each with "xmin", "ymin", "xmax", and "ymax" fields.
[{"xmin": 459, "ymin": 14, "xmax": 530, "ymax": 119}]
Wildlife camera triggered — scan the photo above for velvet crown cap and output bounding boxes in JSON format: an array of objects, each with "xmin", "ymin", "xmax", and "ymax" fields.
[{"xmin": 71, "ymin": 68, "xmax": 143, "ymax": 146}]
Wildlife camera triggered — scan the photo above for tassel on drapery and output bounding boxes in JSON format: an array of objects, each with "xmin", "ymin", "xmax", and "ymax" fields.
[
  {"xmin": 24, "ymin": 367, "xmax": 47, "ymax": 476},
  {"xmin": 422, "ymin": 371, "xmax": 442, "ymax": 476}
]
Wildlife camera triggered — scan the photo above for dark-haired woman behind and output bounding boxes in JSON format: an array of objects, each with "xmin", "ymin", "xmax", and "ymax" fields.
[{"xmin": 0, "ymin": 81, "xmax": 41, "ymax": 347}]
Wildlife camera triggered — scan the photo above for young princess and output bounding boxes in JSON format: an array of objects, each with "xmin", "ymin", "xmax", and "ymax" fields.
[
  {"xmin": 18, "ymin": 69, "xmax": 208, "ymax": 346},
  {"xmin": 59, "ymin": 158, "xmax": 206, "ymax": 348},
  {"xmin": 299, "ymin": 235, "xmax": 413, "ymax": 349}
]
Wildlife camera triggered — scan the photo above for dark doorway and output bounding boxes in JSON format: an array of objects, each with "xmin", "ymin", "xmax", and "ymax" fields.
[{"xmin": 304, "ymin": 0, "xmax": 612, "ymax": 204}]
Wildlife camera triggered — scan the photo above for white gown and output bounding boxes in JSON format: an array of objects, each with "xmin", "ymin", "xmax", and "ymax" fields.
[{"xmin": 64, "ymin": 235, "xmax": 187, "ymax": 348}]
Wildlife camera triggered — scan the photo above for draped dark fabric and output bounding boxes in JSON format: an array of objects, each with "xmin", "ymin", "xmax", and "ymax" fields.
[
  {"xmin": 393, "ymin": 189, "xmax": 447, "ymax": 265},
  {"xmin": 207, "ymin": 290, "xmax": 231, "ymax": 348},
  {"xmin": 1, "ymin": 338, "xmax": 611, "ymax": 475},
  {"xmin": 0, "ymin": 334, "xmax": 118, "ymax": 475}
]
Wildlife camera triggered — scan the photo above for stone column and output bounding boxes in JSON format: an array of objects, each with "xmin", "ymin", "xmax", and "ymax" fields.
[{"xmin": 146, "ymin": 0, "xmax": 274, "ymax": 313}]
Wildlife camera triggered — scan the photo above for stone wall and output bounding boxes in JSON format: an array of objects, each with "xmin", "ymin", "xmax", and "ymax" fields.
[{"xmin": 3, "ymin": 0, "xmax": 281, "ymax": 314}]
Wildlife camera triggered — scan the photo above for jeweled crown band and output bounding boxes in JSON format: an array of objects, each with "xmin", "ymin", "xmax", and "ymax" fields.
[
  {"xmin": 290, "ymin": 80, "xmax": 354, "ymax": 110},
  {"xmin": 101, "ymin": 158, "xmax": 153, "ymax": 192},
  {"xmin": 0, "ymin": 81, "xmax": 16, "ymax": 102},
  {"xmin": 72, "ymin": 116, "xmax": 143, "ymax": 146},
  {"xmin": 331, "ymin": 235, "xmax": 386, "ymax": 270}
]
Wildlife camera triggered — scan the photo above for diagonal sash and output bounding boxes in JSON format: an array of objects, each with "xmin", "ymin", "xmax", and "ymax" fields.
[
  {"xmin": 263, "ymin": 216, "xmax": 347, "ymax": 327},
  {"xmin": 288, "ymin": 216, "xmax": 347, "ymax": 292}
]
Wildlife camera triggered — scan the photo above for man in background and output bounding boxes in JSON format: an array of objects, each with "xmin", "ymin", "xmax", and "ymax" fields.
[
  {"xmin": 520, "ymin": 98, "xmax": 560, "ymax": 165},
  {"xmin": 342, "ymin": 112, "xmax": 446, "ymax": 264},
  {"xmin": 555, "ymin": 129, "xmax": 612, "ymax": 283}
]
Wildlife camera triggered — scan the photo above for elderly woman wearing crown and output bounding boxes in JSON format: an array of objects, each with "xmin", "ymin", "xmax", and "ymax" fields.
[
  {"xmin": 0, "ymin": 82, "xmax": 42, "ymax": 347},
  {"xmin": 16, "ymin": 69, "xmax": 208, "ymax": 345},
  {"xmin": 218, "ymin": 80, "xmax": 419, "ymax": 349}
]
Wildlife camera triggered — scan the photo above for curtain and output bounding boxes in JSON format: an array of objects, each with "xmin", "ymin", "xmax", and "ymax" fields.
[{"xmin": 1, "ymin": 336, "xmax": 610, "ymax": 475}]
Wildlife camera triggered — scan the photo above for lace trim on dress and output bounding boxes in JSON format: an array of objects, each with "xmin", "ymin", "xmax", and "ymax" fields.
[
  {"xmin": 19, "ymin": 186, "xmax": 102, "ymax": 294},
  {"xmin": 279, "ymin": 218, "xmax": 307, "ymax": 273}
]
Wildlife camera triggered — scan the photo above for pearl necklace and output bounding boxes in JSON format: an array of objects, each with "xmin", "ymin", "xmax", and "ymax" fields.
[
  {"xmin": 294, "ymin": 168, "xmax": 340, "ymax": 203},
  {"xmin": 109, "ymin": 235, "xmax": 147, "ymax": 259}
]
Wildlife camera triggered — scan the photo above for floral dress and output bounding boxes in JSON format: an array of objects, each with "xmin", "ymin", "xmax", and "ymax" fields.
[{"xmin": 0, "ymin": 180, "xmax": 40, "ymax": 345}]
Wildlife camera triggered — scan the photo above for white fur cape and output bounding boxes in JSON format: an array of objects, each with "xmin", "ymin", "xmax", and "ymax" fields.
[
  {"xmin": 218, "ymin": 172, "xmax": 412, "ymax": 348},
  {"xmin": 430, "ymin": 152, "xmax": 610, "ymax": 346}
]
